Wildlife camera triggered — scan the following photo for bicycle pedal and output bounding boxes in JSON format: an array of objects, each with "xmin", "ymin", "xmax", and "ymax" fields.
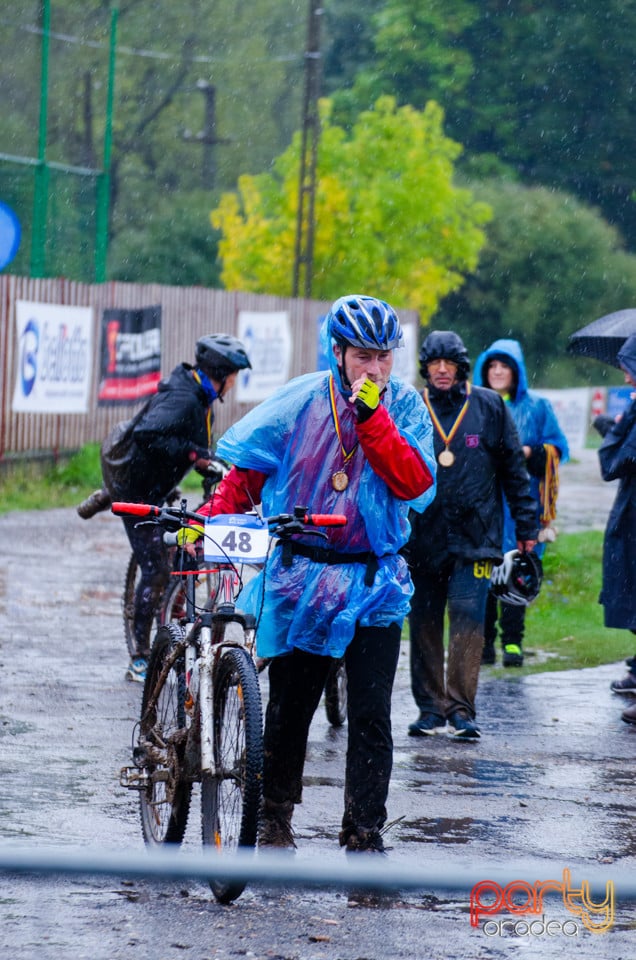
[{"xmin": 119, "ymin": 766, "xmax": 148, "ymax": 790}]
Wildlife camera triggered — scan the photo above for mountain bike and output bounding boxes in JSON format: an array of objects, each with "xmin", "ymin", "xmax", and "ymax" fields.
[
  {"xmin": 116, "ymin": 500, "xmax": 346, "ymax": 903},
  {"xmin": 121, "ymin": 461, "xmax": 226, "ymax": 658}
]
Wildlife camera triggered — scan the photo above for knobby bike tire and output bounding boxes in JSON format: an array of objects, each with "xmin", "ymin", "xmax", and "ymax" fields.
[
  {"xmin": 324, "ymin": 657, "xmax": 347, "ymax": 727},
  {"xmin": 201, "ymin": 643, "xmax": 263, "ymax": 904},
  {"xmin": 138, "ymin": 624, "xmax": 192, "ymax": 845},
  {"xmin": 122, "ymin": 553, "xmax": 141, "ymax": 658}
]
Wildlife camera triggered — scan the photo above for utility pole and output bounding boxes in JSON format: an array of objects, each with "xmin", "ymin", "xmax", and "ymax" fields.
[
  {"xmin": 292, "ymin": 0, "xmax": 323, "ymax": 299},
  {"xmin": 182, "ymin": 80, "xmax": 231, "ymax": 188}
]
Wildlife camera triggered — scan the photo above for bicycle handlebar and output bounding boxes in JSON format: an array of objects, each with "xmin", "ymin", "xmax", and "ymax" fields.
[{"xmin": 111, "ymin": 502, "xmax": 347, "ymax": 531}]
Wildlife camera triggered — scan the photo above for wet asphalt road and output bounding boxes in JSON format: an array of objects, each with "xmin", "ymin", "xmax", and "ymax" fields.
[{"xmin": 1, "ymin": 449, "xmax": 635, "ymax": 959}]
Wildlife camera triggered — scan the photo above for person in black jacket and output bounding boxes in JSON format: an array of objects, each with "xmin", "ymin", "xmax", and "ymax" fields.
[
  {"xmin": 406, "ymin": 331, "xmax": 537, "ymax": 740},
  {"xmin": 79, "ymin": 334, "xmax": 251, "ymax": 682},
  {"xmin": 593, "ymin": 334, "xmax": 636, "ymax": 725}
]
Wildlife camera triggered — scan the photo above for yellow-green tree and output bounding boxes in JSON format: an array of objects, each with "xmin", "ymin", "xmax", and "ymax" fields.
[{"xmin": 211, "ymin": 96, "xmax": 491, "ymax": 321}]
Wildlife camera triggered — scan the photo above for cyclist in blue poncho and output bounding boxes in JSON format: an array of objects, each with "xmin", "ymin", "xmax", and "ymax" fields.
[
  {"xmin": 474, "ymin": 338, "xmax": 569, "ymax": 666},
  {"xmin": 198, "ymin": 294, "xmax": 436, "ymax": 854}
]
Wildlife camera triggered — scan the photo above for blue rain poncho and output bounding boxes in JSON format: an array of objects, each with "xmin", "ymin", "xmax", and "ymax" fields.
[
  {"xmin": 215, "ymin": 325, "xmax": 436, "ymax": 659},
  {"xmin": 474, "ymin": 338, "xmax": 569, "ymax": 555}
]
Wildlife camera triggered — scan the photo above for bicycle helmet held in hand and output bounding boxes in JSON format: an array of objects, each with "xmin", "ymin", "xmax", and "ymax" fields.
[
  {"xmin": 327, "ymin": 295, "xmax": 403, "ymax": 350},
  {"xmin": 195, "ymin": 333, "xmax": 252, "ymax": 378},
  {"xmin": 490, "ymin": 550, "xmax": 543, "ymax": 607}
]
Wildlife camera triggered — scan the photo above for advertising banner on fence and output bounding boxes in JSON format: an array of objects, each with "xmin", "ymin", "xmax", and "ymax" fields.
[
  {"xmin": 535, "ymin": 387, "xmax": 590, "ymax": 453},
  {"xmin": 12, "ymin": 300, "xmax": 93, "ymax": 413},
  {"xmin": 236, "ymin": 311, "xmax": 291, "ymax": 403},
  {"xmin": 97, "ymin": 305, "xmax": 162, "ymax": 404}
]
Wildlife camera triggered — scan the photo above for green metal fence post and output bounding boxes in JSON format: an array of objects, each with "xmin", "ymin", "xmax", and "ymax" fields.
[
  {"xmin": 95, "ymin": 7, "xmax": 118, "ymax": 282},
  {"xmin": 30, "ymin": 0, "xmax": 50, "ymax": 277}
]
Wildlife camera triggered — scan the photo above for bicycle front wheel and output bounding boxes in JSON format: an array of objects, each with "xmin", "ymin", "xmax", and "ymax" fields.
[
  {"xmin": 201, "ymin": 644, "xmax": 263, "ymax": 904},
  {"xmin": 138, "ymin": 624, "xmax": 192, "ymax": 845}
]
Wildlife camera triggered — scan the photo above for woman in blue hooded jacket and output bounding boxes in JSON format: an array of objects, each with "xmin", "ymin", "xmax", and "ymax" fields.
[{"xmin": 474, "ymin": 339, "xmax": 569, "ymax": 666}]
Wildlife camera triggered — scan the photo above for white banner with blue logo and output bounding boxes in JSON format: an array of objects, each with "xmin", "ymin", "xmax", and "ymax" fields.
[{"xmin": 12, "ymin": 300, "xmax": 93, "ymax": 413}]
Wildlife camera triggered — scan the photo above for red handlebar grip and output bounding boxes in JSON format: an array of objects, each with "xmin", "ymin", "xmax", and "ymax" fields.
[
  {"xmin": 111, "ymin": 501, "xmax": 159, "ymax": 517},
  {"xmin": 305, "ymin": 514, "xmax": 347, "ymax": 526}
]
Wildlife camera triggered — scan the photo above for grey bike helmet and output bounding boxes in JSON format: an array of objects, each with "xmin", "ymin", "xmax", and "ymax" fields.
[
  {"xmin": 327, "ymin": 295, "xmax": 403, "ymax": 350},
  {"xmin": 490, "ymin": 550, "xmax": 543, "ymax": 607},
  {"xmin": 195, "ymin": 333, "xmax": 252, "ymax": 378}
]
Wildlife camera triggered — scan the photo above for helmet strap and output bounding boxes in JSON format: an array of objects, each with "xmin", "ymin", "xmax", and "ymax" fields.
[{"xmin": 336, "ymin": 343, "xmax": 352, "ymax": 391}]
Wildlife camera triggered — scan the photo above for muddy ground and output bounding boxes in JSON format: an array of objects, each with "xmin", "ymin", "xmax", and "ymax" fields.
[{"xmin": 0, "ymin": 449, "xmax": 635, "ymax": 959}]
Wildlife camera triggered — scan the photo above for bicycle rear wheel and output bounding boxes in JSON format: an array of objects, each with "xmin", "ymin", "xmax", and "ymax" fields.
[
  {"xmin": 138, "ymin": 624, "xmax": 192, "ymax": 845},
  {"xmin": 201, "ymin": 643, "xmax": 263, "ymax": 904},
  {"xmin": 324, "ymin": 657, "xmax": 347, "ymax": 727},
  {"xmin": 122, "ymin": 554, "xmax": 141, "ymax": 658}
]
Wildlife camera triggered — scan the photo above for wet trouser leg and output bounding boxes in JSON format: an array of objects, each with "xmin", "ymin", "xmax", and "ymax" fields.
[
  {"xmin": 263, "ymin": 649, "xmax": 331, "ymax": 805},
  {"xmin": 499, "ymin": 600, "xmax": 526, "ymax": 648},
  {"xmin": 123, "ymin": 516, "xmax": 171, "ymax": 657},
  {"xmin": 445, "ymin": 561, "xmax": 491, "ymax": 719},
  {"xmin": 409, "ymin": 565, "xmax": 450, "ymax": 717},
  {"xmin": 341, "ymin": 621, "xmax": 401, "ymax": 839}
]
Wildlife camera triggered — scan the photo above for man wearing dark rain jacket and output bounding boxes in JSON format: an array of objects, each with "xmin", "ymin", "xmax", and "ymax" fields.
[
  {"xmin": 593, "ymin": 333, "xmax": 636, "ymax": 725},
  {"xmin": 79, "ymin": 334, "xmax": 251, "ymax": 682},
  {"xmin": 406, "ymin": 331, "xmax": 537, "ymax": 740}
]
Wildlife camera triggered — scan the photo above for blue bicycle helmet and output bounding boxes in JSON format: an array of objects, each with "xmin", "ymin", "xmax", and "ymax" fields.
[{"xmin": 327, "ymin": 295, "xmax": 403, "ymax": 350}]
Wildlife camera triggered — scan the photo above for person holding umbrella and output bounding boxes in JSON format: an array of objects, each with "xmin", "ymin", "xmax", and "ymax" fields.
[{"xmin": 592, "ymin": 333, "xmax": 636, "ymax": 724}]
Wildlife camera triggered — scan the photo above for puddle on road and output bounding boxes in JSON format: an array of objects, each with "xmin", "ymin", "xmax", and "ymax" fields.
[{"xmin": 0, "ymin": 716, "xmax": 36, "ymax": 738}]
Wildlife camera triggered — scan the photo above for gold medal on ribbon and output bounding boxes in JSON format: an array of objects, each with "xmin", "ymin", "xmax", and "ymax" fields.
[
  {"xmin": 328, "ymin": 375, "xmax": 358, "ymax": 494},
  {"xmin": 423, "ymin": 383, "xmax": 471, "ymax": 471},
  {"xmin": 331, "ymin": 470, "xmax": 349, "ymax": 491}
]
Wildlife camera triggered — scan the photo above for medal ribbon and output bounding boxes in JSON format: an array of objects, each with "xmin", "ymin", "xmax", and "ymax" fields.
[
  {"xmin": 329, "ymin": 375, "xmax": 359, "ymax": 464},
  {"xmin": 423, "ymin": 382, "xmax": 471, "ymax": 456},
  {"xmin": 192, "ymin": 369, "xmax": 213, "ymax": 446}
]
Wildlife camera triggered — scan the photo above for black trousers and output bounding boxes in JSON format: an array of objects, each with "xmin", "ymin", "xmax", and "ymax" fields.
[
  {"xmin": 263, "ymin": 621, "xmax": 401, "ymax": 837},
  {"xmin": 123, "ymin": 516, "xmax": 171, "ymax": 656},
  {"xmin": 483, "ymin": 590, "xmax": 526, "ymax": 648}
]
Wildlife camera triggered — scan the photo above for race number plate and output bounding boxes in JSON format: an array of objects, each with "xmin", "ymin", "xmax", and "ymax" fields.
[{"xmin": 203, "ymin": 514, "xmax": 269, "ymax": 564}]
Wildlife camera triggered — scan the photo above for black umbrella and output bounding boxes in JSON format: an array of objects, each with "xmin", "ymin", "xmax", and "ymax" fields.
[{"xmin": 567, "ymin": 309, "xmax": 636, "ymax": 368}]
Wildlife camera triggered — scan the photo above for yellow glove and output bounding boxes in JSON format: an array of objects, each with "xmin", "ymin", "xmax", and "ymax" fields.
[
  {"xmin": 176, "ymin": 523, "xmax": 204, "ymax": 546},
  {"xmin": 355, "ymin": 378, "xmax": 380, "ymax": 422}
]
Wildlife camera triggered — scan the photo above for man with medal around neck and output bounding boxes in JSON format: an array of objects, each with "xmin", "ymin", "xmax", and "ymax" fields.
[
  {"xmin": 405, "ymin": 330, "xmax": 538, "ymax": 741},
  {"xmin": 195, "ymin": 294, "xmax": 437, "ymax": 855}
]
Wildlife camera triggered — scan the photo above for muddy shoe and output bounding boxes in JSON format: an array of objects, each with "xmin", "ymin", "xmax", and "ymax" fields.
[
  {"xmin": 258, "ymin": 799, "xmax": 296, "ymax": 850},
  {"xmin": 622, "ymin": 701, "xmax": 636, "ymax": 725},
  {"xmin": 77, "ymin": 489, "xmax": 111, "ymax": 519},
  {"xmin": 610, "ymin": 671, "xmax": 636, "ymax": 694}
]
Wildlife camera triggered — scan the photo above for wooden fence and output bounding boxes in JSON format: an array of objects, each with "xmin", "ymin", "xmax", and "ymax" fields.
[{"xmin": 0, "ymin": 275, "xmax": 419, "ymax": 461}]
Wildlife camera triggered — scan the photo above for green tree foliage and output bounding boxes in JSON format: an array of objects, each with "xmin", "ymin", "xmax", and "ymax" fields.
[
  {"xmin": 0, "ymin": 1, "xmax": 307, "ymax": 283},
  {"xmin": 433, "ymin": 180, "xmax": 636, "ymax": 385},
  {"xmin": 211, "ymin": 96, "xmax": 491, "ymax": 318},
  {"xmin": 326, "ymin": 0, "xmax": 636, "ymax": 249}
]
